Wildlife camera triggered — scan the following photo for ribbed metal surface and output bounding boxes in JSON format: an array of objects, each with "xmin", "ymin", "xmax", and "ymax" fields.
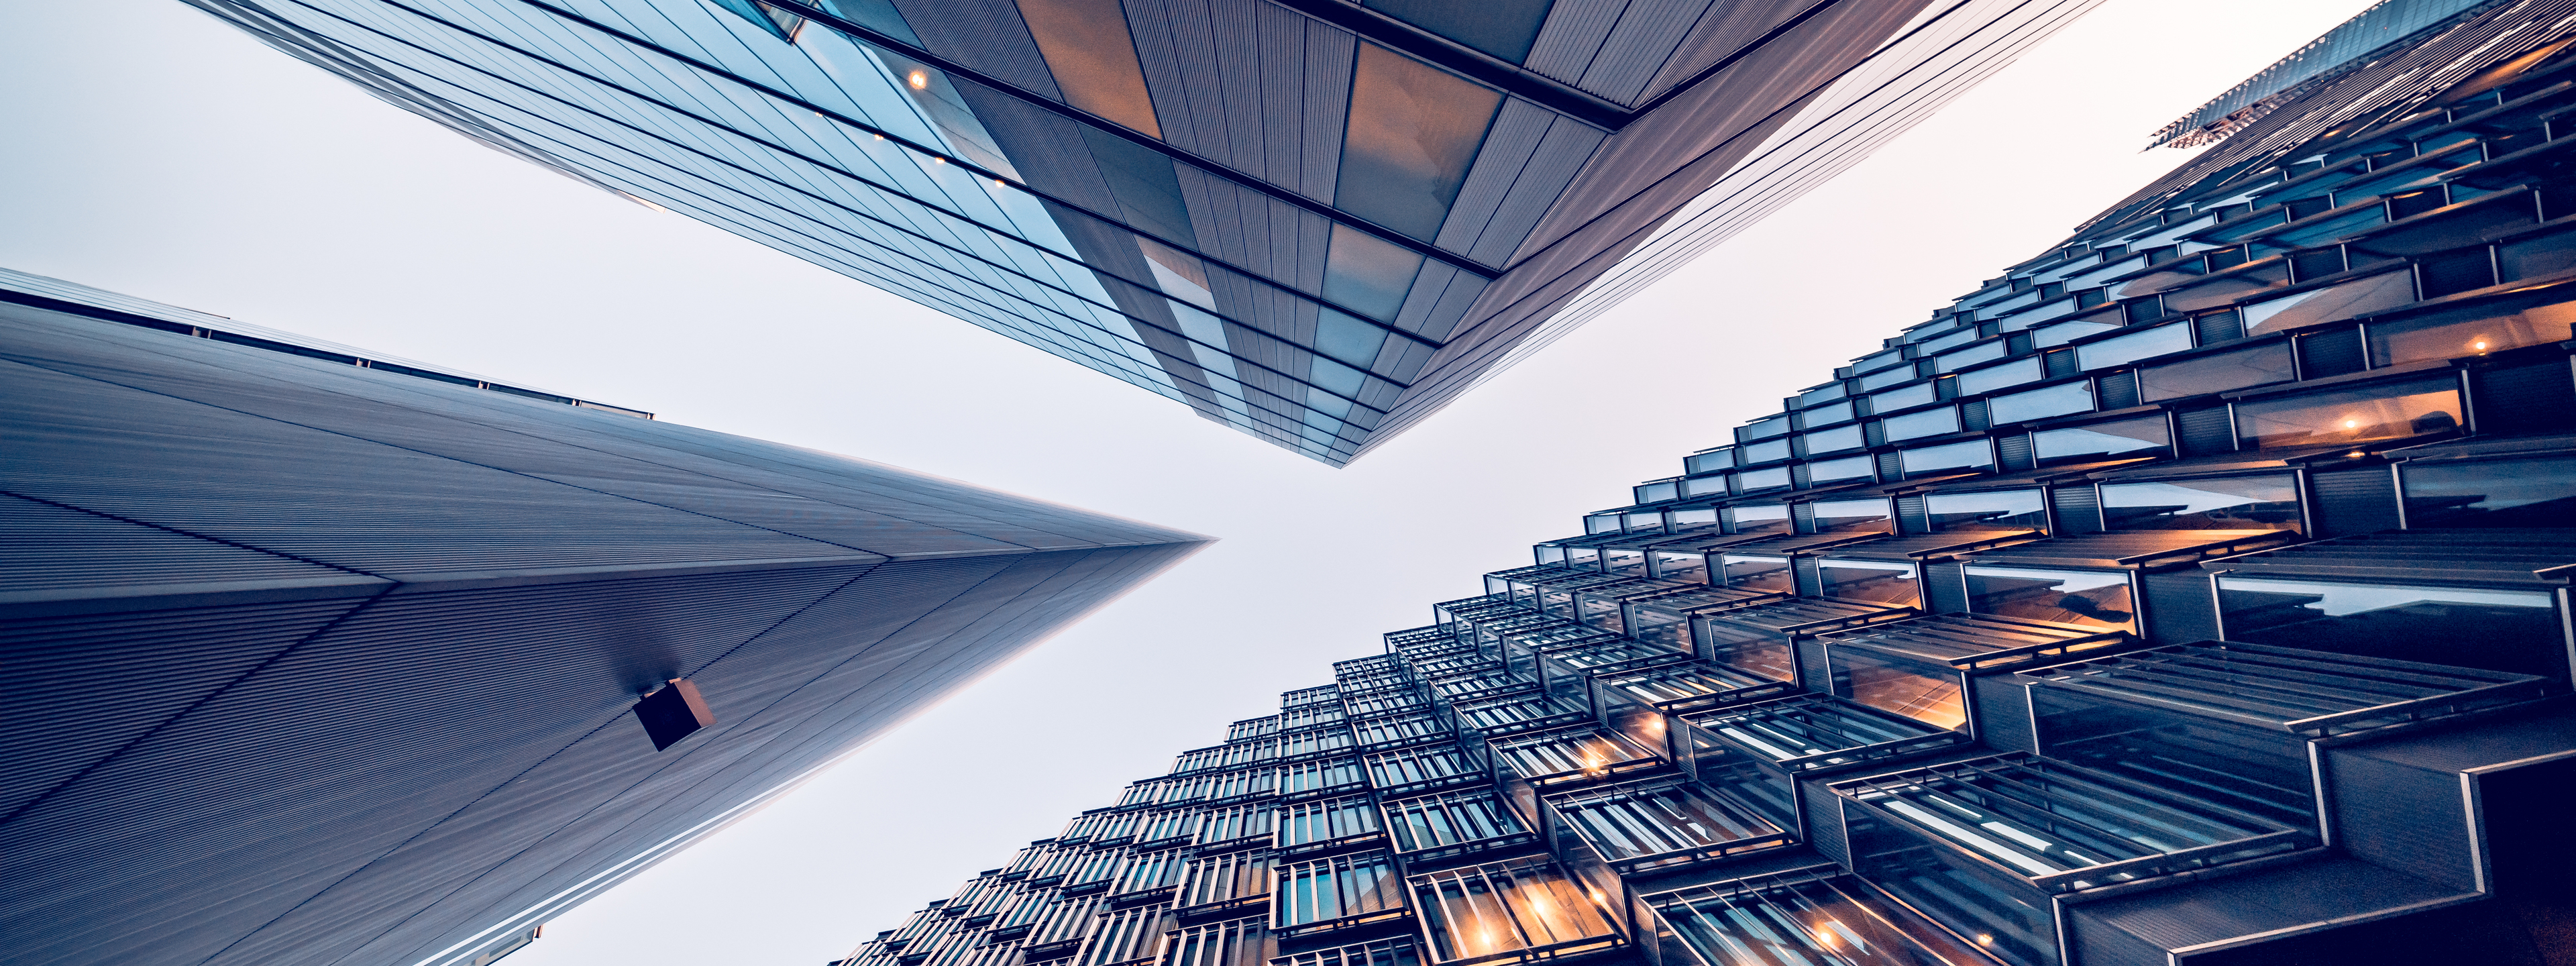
[
  {"xmin": 2470, "ymin": 355, "xmax": 2576, "ymax": 435},
  {"xmin": 2050, "ymin": 484, "xmax": 2104, "ymax": 535},
  {"xmin": 2140, "ymin": 571, "xmax": 2220, "ymax": 645},
  {"xmin": 2306, "ymin": 467, "xmax": 2402, "ymax": 537},
  {"xmin": 2175, "ymin": 405, "xmax": 2236, "ymax": 457},
  {"xmin": 1921, "ymin": 562, "xmax": 1968, "ymax": 614},
  {"xmin": 0, "ymin": 310, "xmax": 1207, "ymax": 966}
]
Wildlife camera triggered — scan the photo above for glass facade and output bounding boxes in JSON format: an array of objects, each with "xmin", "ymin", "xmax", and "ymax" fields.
[{"xmin": 837, "ymin": 9, "xmax": 2576, "ymax": 966}]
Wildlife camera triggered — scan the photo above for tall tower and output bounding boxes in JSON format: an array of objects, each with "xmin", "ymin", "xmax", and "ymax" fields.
[{"xmin": 180, "ymin": 0, "xmax": 2104, "ymax": 463}]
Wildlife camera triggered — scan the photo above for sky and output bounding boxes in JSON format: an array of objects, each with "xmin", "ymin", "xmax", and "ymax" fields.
[{"xmin": 0, "ymin": 1, "xmax": 2377, "ymax": 964}]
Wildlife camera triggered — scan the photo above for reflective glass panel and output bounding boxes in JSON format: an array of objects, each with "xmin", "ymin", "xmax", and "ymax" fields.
[
  {"xmin": 2076, "ymin": 321, "xmax": 2193, "ymax": 370},
  {"xmin": 1741, "ymin": 439, "xmax": 1792, "ymax": 464},
  {"xmin": 1830, "ymin": 649, "xmax": 1964, "ymax": 731},
  {"xmin": 1731, "ymin": 505, "xmax": 1791, "ymax": 535},
  {"xmin": 1807, "ymin": 455, "xmax": 1877, "ymax": 485},
  {"xmin": 1719, "ymin": 555, "xmax": 1792, "ymax": 593},
  {"xmin": 1809, "ymin": 498, "xmax": 1893, "ymax": 534},
  {"xmin": 1738, "ymin": 467, "xmax": 1792, "ymax": 491},
  {"xmin": 2033, "ymin": 415, "xmax": 2169, "ymax": 466},
  {"xmin": 2402, "ymin": 455, "xmax": 2576, "ymax": 527},
  {"xmin": 1927, "ymin": 489, "xmax": 2046, "ymax": 531},
  {"xmin": 2100, "ymin": 474, "xmax": 2300, "ymax": 531},
  {"xmin": 1801, "ymin": 425, "xmax": 1865, "ymax": 455},
  {"xmin": 2217, "ymin": 578, "xmax": 2564, "ymax": 677},
  {"xmin": 1966, "ymin": 566, "xmax": 2135, "ymax": 631},
  {"xmin": 2139, "ymin": 342, "xmax": 2295, "ymax": 401},
  {"xmin": 1017, "ymin": 0, "xmax": 1161, "ymax": 136},
  {"xmin": 1603, "ymin": 549, "xmax": 1648, "ymax": 578},
  {"xmin": 1898, "ymin": 439, "xmax": 1993, "ymax": 476},
  {"xmin": 1803, "ymin": 400, "xmax": 1858, "ymax": 426},
  {"xmin": 1362, "ymin": 0, "xmax": 1556, "ymax": 62},
  {"xmin": 1740, "ymin": 415, "xmax": 1792, "ymax": 441},
  {"xmin": 1695, "ymin": 621, "xmax": 1796, "ymax": 682},
  {"xmin": 2233, "ymin": 376, "xmax": 2462, "ymax": 449},
  {"xmin": 1650, "ymin": 551, "xmax": 1708, "ymax": 584},
  {"xmin": 1960, "ymin": 356, "xmax": 2045, "ymax": 395},
  {"xmin": 1336, "ymin": 44, "xmax": 1502, "ymax": 239},
  {"xmin": 1818, "ymin": 559, "xmax": 1919, "ymax": 606},
  {"xmin": 2367, "ymin": 294, "xmax": 2576, "ymax": 366},
  {"xmin": 1869, "ymin": 382, "xmax": 1937, "ymax": 413},
  {"xmin": 1988, "ymin": 380, "xmax": 2092, "ymax": 425},
  {"xmin": 1324, "ymin": 222, "xmax": 1424, "ymax": 324},
  {"xmin": 1882, "ymin": 407, "xmax": 1961, "ymax": 442}
]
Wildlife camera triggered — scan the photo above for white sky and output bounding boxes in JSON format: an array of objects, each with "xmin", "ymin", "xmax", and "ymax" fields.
[{"xmin": 0, "ymin": 1, "xmax": 2375, "ymax": 964}]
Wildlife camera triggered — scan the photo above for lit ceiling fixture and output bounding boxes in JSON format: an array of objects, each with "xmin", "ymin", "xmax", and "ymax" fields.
[{"xmin": 908, "ymin": 70, "xmax": 928, "ymax": 89}]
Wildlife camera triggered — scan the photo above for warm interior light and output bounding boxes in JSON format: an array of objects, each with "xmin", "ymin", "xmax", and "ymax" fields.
[
  {"xmin": 1977, "ymin": 934, "xmax": 1994, "ymax": 946},
  {"xmin": 2473, "ymin": 340, "xmax": 2488, "ymax": 350},
  {"xmin": 2342, "ymin": 419, "xmax": 2360, "ymax": 429},
  {"xmin": 908, "ymin": 70, "xmax": 928, "ymax": 89}
]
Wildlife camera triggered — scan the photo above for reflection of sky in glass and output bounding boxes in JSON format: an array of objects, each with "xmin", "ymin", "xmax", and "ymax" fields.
[
  {"xmin": 1967, "ymin": 566, "xmax": 2127, "ymax": 594},
  {"xmin": 2035, "ymin": 425, "xmax": 2164, "ymax": 461},
  {"xmin": 1928, "ymin": 490, "xmax": 2043, "ymax": 523},
  {"xmin": 2404, "ymin": 458, "xmax": 2576, "ymax": 511},
  {"xmin": 2104, "ymin": 478, "xmax": 2295, "ymax": 515},
  {"xmin": 2217, "ymin": 578, "xmax": 2551, "ymax": 616}
]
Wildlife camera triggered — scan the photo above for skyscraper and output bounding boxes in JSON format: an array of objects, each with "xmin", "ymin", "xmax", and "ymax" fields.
[
  {"xmin": 179, "ymin": 0, "xmax": 2104, "ymax": 464},
  {"xmin": 0, "ymin": 268, "xmax": 1208, "ymax": 966},
  {"xmin": 833, "ymin": 4, "xmax": 2576, "ymax": 965}
]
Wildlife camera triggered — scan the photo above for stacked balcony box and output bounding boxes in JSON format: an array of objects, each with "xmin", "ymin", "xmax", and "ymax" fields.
[
  {"xmin": 1587, "ymin": 663, "xmax": 1803, "ymax": 761},
  {"xmin": 1487, "ymin": 566, "xmax": 1565, "ymax": 598},
  {"xmin": 1835, "ymin": 754, "xmax": 2316, "ymax": 966},
  {"xmin": 1798, "ymin": 531, "xmax": 2045, "ymax": 612},
  {"xmin": 1643, "ymin": 868, "xmax": 1994, "ymax": 966},
  {"xmin": 1535, "ymin": 777, "xmax": 1794, "ymax": 878},
  {"xmin": 1407, "ymin": 857, "xmax": 1627, "ymax": 966},
  {"xmin": 1708, "ymin": 532, "xmax": 1895, "ymax": 597},
  {"xmin": 1955, "ymin": 529, "xmax": 2303, "ymax": 648},
  {"xmin": 1568, "ymin": 579, "xmax": 1703, "ymax": 634},
  {"xmin": 1806, "ymin": 614, "xmax": 2136, "ymax": 739},
  {"xmin": 2200, "ymin": 529, "xmax": 2576, "ymax": 680},
  {"xmin": 1689, "ymin": 598, "xmax": 1916, "ymax": 694},
  {"xmin": 1619, "ymin": 585, "xmax": 1791, "ymax": 655},
  {"xmin": 2386, "ymin": 432, "xmax": 2576, "ymax": 529},
  {"xmin": 1518, "ymin": 635, "xmax": 1697, "ymax": 712},
  {"xmin": 1380, "ymin": 788, "xmax": 1540, "ymax": 869},
  {"xmin": 1675, "ymin": 694, "xmax": 1977, "ymax": 863},
  {"xmin": 1491, "ymin": 620, "xmax": 1621, "ymax": 686}
]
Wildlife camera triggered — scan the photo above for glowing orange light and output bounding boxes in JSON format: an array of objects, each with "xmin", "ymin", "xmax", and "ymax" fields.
[
  {"xmin": 2473, "ymin": 340, "xmax": 2489, "ymax": 350},
  {"xmin": 1977, "ymin": 934, "xmax": 1994, "ymax": 947},
  {"xmin": 934, "ymin": 156, "xmax": 945, "ymax": 164},
  {"xmin": 2343, "ymin": 419, "xmax": 2360, "ymax": 429},
  {"xmin": 908, "ymin": 70, "xmax": 928, "ymax": 89}
]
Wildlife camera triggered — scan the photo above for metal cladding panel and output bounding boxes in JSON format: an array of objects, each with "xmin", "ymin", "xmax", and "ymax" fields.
[
  {"xmin": 1921, "ymin": 561, "xmax": 1967, "ymax": 614},
  {"xmin": 2064, "ymin": 856, "xmax": 2467, "ymax": 963},
  {"xmin": 2306, "ymin": 467, "xmax": 2401, "ymax": 538},
  {"xmin": 2139, "ymin": 571, "xmax": 2218, "ymax": 645},
  {"xmin": 0, "ymin": 309, "xmax": 1207, "ymax": 966},
  {"xmin": 2326, "ymin": 751, "xmax": 2477, "ymax": 892},
  {"xmin": 2471, "ymin": 354, "xmax": 2576, "ymax": 435},
  {"xmin": 1970, "ymin": 676, "xmax": 2036, "ymax": 755}
]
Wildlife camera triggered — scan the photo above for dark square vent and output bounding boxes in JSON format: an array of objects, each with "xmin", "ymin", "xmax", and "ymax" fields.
[{"xmin": 635, "ymin": 678, "xmax": 716, "ymax": 751}]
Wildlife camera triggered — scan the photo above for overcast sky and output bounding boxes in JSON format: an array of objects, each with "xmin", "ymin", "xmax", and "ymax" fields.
[{"xmin": 0, "ymin": 1, "xmax": 2376, "ymax": 964}]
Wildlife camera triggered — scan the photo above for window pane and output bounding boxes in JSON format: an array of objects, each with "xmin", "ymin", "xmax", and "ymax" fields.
[
  {"xmin": 1807, "ymin": 454, "xmax": 1876, "ymax": 484},
  {"xmin": 2139, "ymin": 342, "xmax": 2294, "ymax": 401},
  {"xmin": 1336, "ymin": 45, "xmax": 1503, "ymax": 239},
  {"xmin": 1966, "ymin": 566, "xmax": 2134, "ymax": 631},
  {"xmin": 1818, "ymin": 559, "xmax": 1919, "ymax": 606},
  {"xmin": 2076, "ymin": 321, "xmax": 2193, "ymax": 371},
  {"xmin": 1362, "ymin": 0, "xmax": 1555, "ymax": 62},
  {"xmin": 1719, "ymin": 555, "xmax": 1792, "ymax": 592},
  {"xmin": 2033, "ymin": 415, "xmax": 2169, "ymax": 466},
  {"xmin": 2367, "ymin": 294, "xmax": 2576, "ymax": 366},
  {"xmin": 1926, "ymin": 489, "xmax": 2045, "ymax": 531},
  {"xmin": 1989, "ymin": 380, "xmax": 2093, "ymax": 425},
  {"xmin": 1324, "ymin": 222, "xmax": 1424, "ymax": 323},
  {"xmin": 1018, "ymin": 0, "xmax": 1162, "ymax": 136},
  {"xmin": 1731, "ymin": 505, "xmax": 1791, "ymax": 534},
  {"xmin": 1898, "ymin": 439, "xmax": 1992, "ymax": 476},
  {"xmin": 1831, "ymin": 651, "xmax": 1964, "ymax": 731},
  {"xmin": 1960, "ymin": 356, "xmax": 2044, "ymax": 396},
  {"xmin": 2100, "ymin": 474, "xmax": 2299, "ymax": 530},
  {"xmin": 2403, "ymin": 455, "xmax": 2576, "ymax": 527},
  {"xmin": 1869, "ymin": 382, "xmax": 1937, "ymax": 413},
  {"xmin": 1650, "ymin": 551, "xmax": 1707, "ymax": 584},
  {"xmin": 1737, "ymin": 467, "xmax": 1790, "ymax": 491},
  {"xmin": 1882, "ymin": 407, "xmax": 1961, "ymax": 442},
  {"xmin": 1740, "ymin": 439, "xmax": 1791, "ymax": 464},
  {"xmin": 1809, "ymin": 498, "xmax": 1892, "ymax": 534},
  {"xmin": 2217, "ymin": 578, "xmax": 2562, "ymax": 676},
  {"xmin": 1800, "ymin": 425, "xmax": 1864, "ymax": 454},
  {"xmin": 2233, "ymin": 377, "xmax": 2461, "ymax": 449}
]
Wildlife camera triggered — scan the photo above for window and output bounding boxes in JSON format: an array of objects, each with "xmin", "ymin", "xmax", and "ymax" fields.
[
  {"xmin": 1696, "ymin": 622, "xmax": 1796, "ymax": 683},
  {"xmin": 1817, "ymin": 559, "xmax": 1919, "ymax": 606},
  {"xmin": 1362, "ymin": 0, "xmax": 1555, "ymax": 62},
  {"xmin": 1017, "ymin": 0, "xmax": 1161, "ymax": 136},
  {"xmin": 1324, "ymin": 223, "xmax": 1424, "ymax": 324},
  {"xmin": 1274, "ymin": 853, "xmax": 1405, "ymax": 929},
  {"xmin": 1988, "ymin": 380, "xmax": 2093, "ymax": 425},
  {"xmin": 2234, "ymin": 376, "xmax": 2461, "ymax": 449},
  {"xmin": 2403, "ymin": 455, "xmax": 2576, "ymax": 527},
  {"xmin": 1960, "ymin": 356, "xmax": 2044, "ymax": 395},
  {"xmin": 1602, "ymin": 549, "xmax": 1647, "ymax": 578},
  {"xmin": 1803, "ymin": 400, "xmax": 1857, "ymax": 425},
  {"xmin": 1684, "ymin": 449, "xmax": 1733, "ymax": 474},
  {"xmin": 1800, "ymin": 425, "xmax": 1865, "ymax": 455},
  {"xmin": 1809, "ymin": 498, "xmax": 1893, "ymax": 534},
  {"xmin": 1163, "ymin": 917, "xmax": 1269, "ymax": 966},
  {"xmin": 2100, "ymin": 474, "xmax": 2300, "ymax": 530},
  {"xmin": 1807, "ymin": 455, "xmax": 1876, "ymax": 485},
  {"xmin": 1177, "ymin": 851, "xmax": 1270, "ymax": 906},
  {"xmin": 1926, "ymin": 489, "xmax": 2045, "ymax": 531},
  {"xmin": 2243, "ymin": 268, "xmax": 2414, "ymax": 335},
  {"xmin": 1409, "ymin": 859, "xmax": 1622, "ymax": 963},
  {"xmin": 1966, "ymin": 566, "xmax": 2135, "ymax": 631},
  {"xmin": 1730, "ymin": 505, "xmax": 1791, "ymax": 535},
  {"xmin": 1280, "ymin": 796, "xmax": 1381, "ymax": 847},
  {"xmin": 1195, "ymin": 803, "xmax": 1275, "ymax": 844},
  {"xmin": 1648, "ymin": 551, "xmax": 1707, "ymax": 584},
  {"xmin": 2033, "ymin": 414, "xmax": 2169, "ymax": 466},
  {"xmin": 1544, "ymin": 780, "xmax": 1786, "ymax": 871},
  {"xmin": 1869, "ymin": 381, "xmax": 1937, "ymax": 413},
  {"xmin": 1382, "ymin": 790, "xmax": 1527, "ymax": 853},
  {"xmin": 2368, "ymin": 293, "xmax": 2576, "ymax": 366},
  {"xmin": 2139, "ymin": 342, "xmax": 2295, "ymax": 401},
  {"xmin": 1365, "ymin": 745, "xmax": 1474, "ymax": 791},
  {"xmin": 1652, "ymin": 877, "xmax": 1993, "ymax": 966},
  {"xmin": 1737, "ymin": 466, "xmax": 1791, "ymax": 491},
  {"xmin": 1881, "ymin": 407, "xmax": 1961, "ymax": 442},
  {"xmin": 1079, "ymin": 902, "xmax": 1172, "ymax": 966},
  {"xmin": 1115, "ymin": 847, "xmax": 1189, "ymax": 892},
  {"xmin": 1898, "ymin": 439, "xmax": 1993, "ymax": 476},
  {"xmin": 2217, "ymin": 578, "xmax": 2563, "ymax": 676},
  {"xmin": 1336, "ymin": 45, "xmax": 1503, "ymax": 239},
  {"xmin": 2076, "ymin": 322, "xmax": 2194, "ymax": 371},
  {"xmin": 1739, "ymin": 415, "xmax": 1792, "ymax": 441},
  {"xmin": 1739, "ymin": 438, "xmax": 1792, "ymax": 464},
  {"xmin": 1719, "ymin": 555, "xmax": 1792, "ymax": 593},
  {"xmin": 1829, "ymin": 650, "xmax": 1964, "ymax": 731}
]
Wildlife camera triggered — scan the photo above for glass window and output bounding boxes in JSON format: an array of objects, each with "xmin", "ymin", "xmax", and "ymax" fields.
[
  {"xmin": 2139, "ymin": 342, "xmax": 2295, "ymax": 401},
  {"xmin": 1695, "ymin": 621, "xmax": 1796, "ymax": 682},
  {"xmin": 1829, "ymin": 649, "xmax": 1964, "ymax": 730},
  {"xmin": 1566, "ymin": 546, "xmax": 1600, "ymax": 570},
  {"xmin": 1898, "ymin": 439, "xmax": 1992, "ymax": 476},
  {"xmin": 1623, "ymin": 508, "xmax": 1667, "ymax": 530},
  {"xmin": 1988, "ymin": 380, "xmax": 2093, "ymax": 425},
  {"xmin": 1650, "ymin": 551, "xmax": 1708, "ymax": 584},
  {"xmin": 1926, "ymin": 489, "xmax": 2046, "ymax": 531},
  {"xmin": 2234, "ymin": 376, "xmax": 2462, "ymax": 449},
  {"xmin": 2033, "ymin": 415, "xmax": 2169, "ymax": 466},
  {"xmin": 1313, "ymin": 309, "xmax": 1389, "ymax": 368},
  {"xmin": 1719, "ymin": 555, "xmax": 1792, "ymax": 593},
  {"xmin": 1800, "ymin": 425, "xmax": 1864, "ymax": 455},
  {"xmin": 1868, "ymin": 382, "xmax": 1937, "ymax": 413},
  {"xmin": 2218, "ymin": 578, "xmax": 2563, "ymax": 677},
  {"xmin": 1800, "ymin": 382, "xmax": 1849, "ymax": 407},
  {"xmin": 1683, "ymin": 474, "xmax": 1727, "ymax": 496},
  {"xmin": 1933, "ymin": 339, "xmax": 2008, "ymax": 372},
  {"xmin": 1670, "ymin": 508, "xmax": 1717, "ymax": 530},
  {"xmin": 1653, "ymin": 877, "xmax": 1995, "ymax": 966},
  {"xmin": 1881, "ymin": 407, "xmax": 1961, "ymax": 442},
  {"xmin": 1729, "ymin": 505, "xmax": 1790, "ymax": 534},
  {"xmin": 1083, "ymin": 127, "xmax": 1197, "ymax": 245},
  {"xmin": 1807, "ymin": 455, "xmax": 1876, "ymax": 484},
  {"xmin": 2076, "ymin": 321, "xmax": 2194, "ymax": 371},
  {"xmin": 2368, "ymin": 295, "xmax": 2576, "ymax": 366},
  {"xmin": 2403, "ymin": 455, "xmax": 2576, "ymax": 527},
  {"xmin": 1959, "ymin": 356, "xmax": 2044, "ymax": 396},
  {"xmin": 1603, "ymin": 549, "xmax": 1648, "ymax": 578},
  {"xmin": 1336, "ymin": 44, "xmax": 1503, "ymax": 239},
  {"xmin": 1362, "ymin": 0, "xmax": 1556, "ymax": 62},
  {"xmin": 1739, "ymin": 439, "xmax": 1791, "ymax": 464},
  {"xmin": 1275, "ymin": 852, "xmax": 1403, "ymax": 928},
  {"xmin": 2100, "ymin": 474, "xmax": 2300, "ymax": 530},
  {"xmin": 1809, "ymin": 498, "xmax": 1893, "ymax": 534},
  {"xmin": 1858, "ymin": 366, "xmax": 1919, "ymax": 391},
  {"xmin": 1683, "ymin": 449, "xmax": 1733, "ymax": 474},
  {"xmin": 2035, "ymin": 316, "xmax": 2122, "ymax": 347},
  {"xmin": 1966, "ymin": 566, "xmax": 2135, "ymax": 631},
  {"xmin": 1803, "ymin": 400, "xmax": 1858, "ymax": 425},
  {"xmin": 1737, "ymin": 466, "xmax": 1791, "ymax": 491},
  {"xmin": 1324, "ymin": 223, "xmax": 1424, "ymax": 323},
  {"xmin": 1739, "ymin": 415, "xmax": 1792, "ymax": 441},
  {"xmin": 1382, "ymin": 790, "xmax": 1526, "ymax": 854},
  {"xmin": 1410, "ymin": 859, "xmax": 1621, "ymax": 964},
  {"xmin": 1018, "ymin": 0, "xmax": 1162, "ymax": 136},
  {"xmin": 2243, "ymin": 268, "xmax": 2414, "ymax": 335},
  {"xmin": 1817, "ymin": 559, "xmax": 1919, "ymax": 606},
  {"xmin": 1585, "ymin": 514, "xmax": 1621, "ymax": 534}
]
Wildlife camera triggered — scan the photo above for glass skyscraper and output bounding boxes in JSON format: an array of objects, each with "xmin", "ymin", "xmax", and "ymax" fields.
[
  {"xmin": 183, "ymin": 0, "xmax": 2101, "ymax": 464},
  {"xmin": 833, "ymin": 4, "xmax": 2576, "ymax": 965}
]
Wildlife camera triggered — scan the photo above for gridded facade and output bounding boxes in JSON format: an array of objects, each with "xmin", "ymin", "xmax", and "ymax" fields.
[
  {"xmin": 186, "ymin": 0, "xmax": 2097, "ymax": 464},
  {"xmin": 844, "ymin": 9, "xmax": 2576, "ymax": 965}
]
